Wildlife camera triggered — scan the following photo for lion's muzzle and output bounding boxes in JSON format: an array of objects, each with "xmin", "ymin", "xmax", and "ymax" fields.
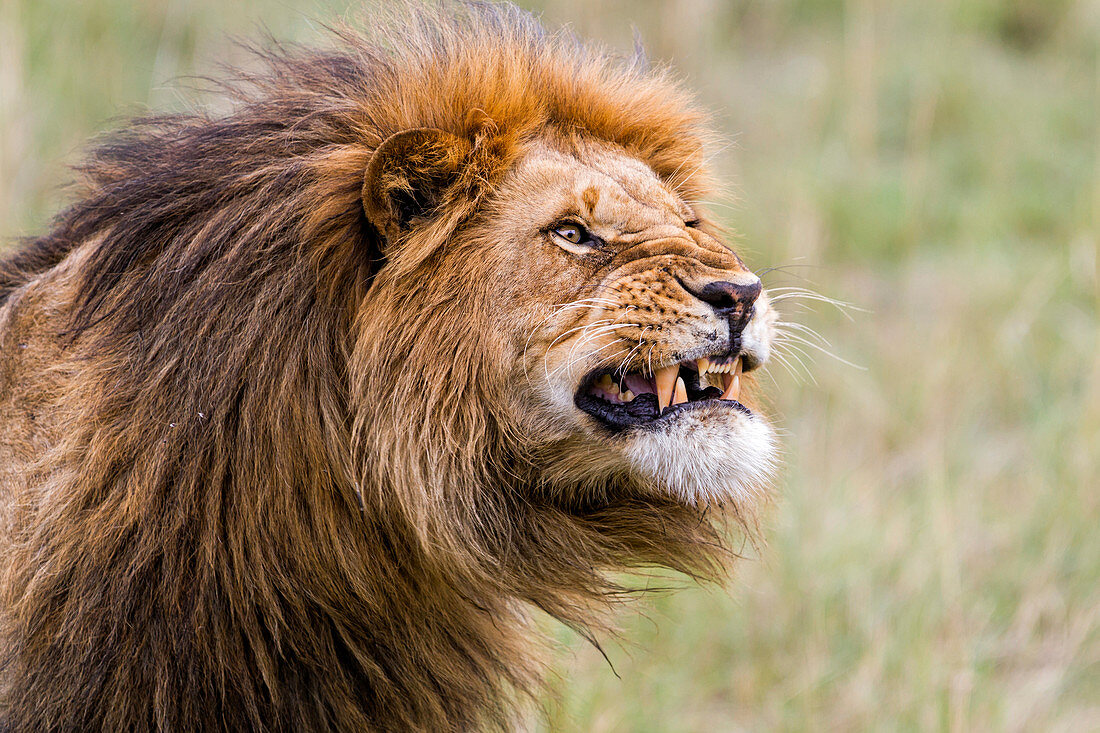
[{"xmin": 573, "ymin": 276, "xmax": 771, "ymax": 432}]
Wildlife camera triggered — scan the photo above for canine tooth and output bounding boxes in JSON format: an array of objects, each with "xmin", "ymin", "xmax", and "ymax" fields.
[
  {"xmin": 734, "ymin": 355, "xmax": 743, "ymax": 376},
  {"xmin": 655, "ymin": 364, "xmax": 678, "ymax": 412},
  {"xmin": 697, "ymin": 357, "xmax": 710, "ymax": 375},
  {"xmin": 621, "ymin": 389, "xmax": 635, "ymax": 402},
  {"xmin": 672, "ymin": 376, "xmax": 688, "ymax": 406},
  {"xmin": 721, "ymin": 372, "xmax": 741, "ymax": 401}
]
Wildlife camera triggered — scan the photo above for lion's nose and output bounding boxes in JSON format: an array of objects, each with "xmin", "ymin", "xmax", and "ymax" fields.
[{"xmin": 683, "ymin": 277, "xmax": 762, "ymax": 321}]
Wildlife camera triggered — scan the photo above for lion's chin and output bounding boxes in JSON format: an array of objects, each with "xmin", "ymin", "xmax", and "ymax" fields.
[{"xmin": 622, "ymin": 404, "xmax": 776, "ymax": 506}]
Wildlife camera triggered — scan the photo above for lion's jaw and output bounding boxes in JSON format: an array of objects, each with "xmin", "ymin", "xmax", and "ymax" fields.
[{"xmin": 487, "ymin": 140, "xmax": 779, "ymax": 506}]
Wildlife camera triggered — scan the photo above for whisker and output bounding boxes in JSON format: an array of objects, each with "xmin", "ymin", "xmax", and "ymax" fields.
[
  {"xmin": 546, "ymin": 318, "xmax": 618, "ymax": 351},
  {"xmin": 768, "ymin": 350, "xmax": 808, "ymax": 384},
  {"xmin": 776, "ymin": 321, "xmax": 835, "ymax": 350},
  {"xmin": 615, "ymin": 336, "xmax": 648, "ymax": 381},
  {"xmin": 767, "ymin": 288, "xmax": 865, "ymax": 319},
  {"xmin": 774, "ymin": 339, "xmax": 822, "ymax": 381},
  {"xmin": 756, "ymin": 262, "xmax": 818, "ymax": 278},
  {"xmin": 692, "ymin": 199, "xmax": 738, "ymax": 212},
  {"xmin": 522, "ymin": 300, "xmax": 622, "ymax": 380},
  {"xmin": 548, "ymin": 324, "xmax": 641, "ymax": 381},
  {"xmin": 777, "ymin": 331, "xmax": 866, "ymax": 370},
  {"xmin": 772, "ymin": 342, "xmax": 817, "ymax": 385},
  {"xmin": 550, "ymin": 338, "xmax": 628, "ymax": 379},
  {"xmin": 544, "ymin": 302, "xmax": 616, "ymax": 320},
  {"xmin": 663, "ymin": 155, "xmax": 694, "ymax": 194},
  {"xmin": 548, "ymin": 297, "xmax": 620, "ymax": 309},
  {"xmin": 666, "ymin": 141, "xmax": 735, "ymax": 192},
  {"xmin": 525, "ymin": 317, "xmax": 617, "ymax": 382}
]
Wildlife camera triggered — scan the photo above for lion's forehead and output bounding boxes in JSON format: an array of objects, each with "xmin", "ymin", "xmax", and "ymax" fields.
[{"xmin": 502, "ymin": 141, "xmax": 694, "ymax": 229}]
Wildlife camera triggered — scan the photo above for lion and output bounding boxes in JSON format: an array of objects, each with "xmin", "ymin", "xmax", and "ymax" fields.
[{"xmin": 0, "ymin": 3, "xmax": 778, "ymax": 730}]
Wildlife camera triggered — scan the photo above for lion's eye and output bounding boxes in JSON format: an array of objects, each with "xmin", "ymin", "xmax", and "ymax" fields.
[{"xmin": 551, "ymin": 222, "xmax": 594, "ymax": 247}]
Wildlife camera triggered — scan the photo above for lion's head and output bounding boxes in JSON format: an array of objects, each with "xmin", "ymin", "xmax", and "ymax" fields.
[
  {"xmin": 0, "ymin": 3, "xmax": 781, "ymax": 730},
  {"xmin": 358, "ymin": 131, "xmax": 777, "ymax": 511}
]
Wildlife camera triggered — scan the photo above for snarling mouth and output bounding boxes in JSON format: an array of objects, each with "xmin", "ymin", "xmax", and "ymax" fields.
[{"xmin": 575, "ymin": 355, "xmax": 749, "ymax": 431}]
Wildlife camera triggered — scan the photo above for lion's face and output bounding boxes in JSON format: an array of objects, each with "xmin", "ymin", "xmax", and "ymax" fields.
[{"xmin": 467, "ymin": 139, "xmax": 777, "ymax": 505}]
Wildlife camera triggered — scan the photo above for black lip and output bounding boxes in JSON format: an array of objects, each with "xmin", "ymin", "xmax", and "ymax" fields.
[{"xmin": 574, "ymin": 362, "xmax": 752, "ymax": 433}]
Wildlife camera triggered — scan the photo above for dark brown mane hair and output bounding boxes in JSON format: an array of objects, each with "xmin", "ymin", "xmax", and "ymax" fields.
[{"xmin": 0, "ymin": 3, "xmax": 744, "ymax": 730}]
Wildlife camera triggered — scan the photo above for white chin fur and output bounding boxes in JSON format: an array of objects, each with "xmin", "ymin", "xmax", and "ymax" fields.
[{"xmin": 622, "ymin": 405, "xmax": 776, "ymax": 506}]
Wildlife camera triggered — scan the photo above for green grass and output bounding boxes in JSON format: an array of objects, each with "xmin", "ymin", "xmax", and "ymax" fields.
[{"xmin": 3, "ymin": 0, "xmax": 1098, "ymax": 729}]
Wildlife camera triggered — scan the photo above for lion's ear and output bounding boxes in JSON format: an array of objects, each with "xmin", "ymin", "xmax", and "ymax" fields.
[{"xmin": 362, "ymin": 128, "xmax": 472, "ymax": 241}]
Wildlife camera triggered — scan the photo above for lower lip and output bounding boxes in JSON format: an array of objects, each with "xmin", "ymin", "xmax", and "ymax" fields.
[
  {"xmin": 577, "ymin": 394, "xmax": 753, "ymax": 434},
  {"xmin": 648, "ymin": 397, "xmax": 752, "ymax": 422}
]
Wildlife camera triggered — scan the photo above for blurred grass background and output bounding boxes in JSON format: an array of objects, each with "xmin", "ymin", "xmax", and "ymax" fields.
[{"xmin": 2, "ymin": 0, "xmax": 1098, "ymax": 729}]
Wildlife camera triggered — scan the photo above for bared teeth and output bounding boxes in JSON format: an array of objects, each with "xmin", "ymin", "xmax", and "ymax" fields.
[
  {"xmin": 720, "ymin": 372, "xmax": 739, "ymax": 400},
  {"xmin": 595, "ymin": 374, "xmax": 627, "ymax": 403},
  {"xmin": 590, "ymin": 355, "xmax": 745, "ymax": 411},
  {"xmin": 708, "ymin": 358, "xmax": 743, "ymax": 375},
  {"xmin": 655, "ymin": 364, "xmax": 679, "ymax": 412},
  {"xmin": 720, "ymin": 356, "xmax": 743, "ymax": 401},
  {"xmin": 672, "ymin": 376, "xmax": 689, "ymax": 406}
]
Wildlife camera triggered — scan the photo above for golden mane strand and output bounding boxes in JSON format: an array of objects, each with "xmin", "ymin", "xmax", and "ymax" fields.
[{"xmin": 0, "ymin": 3, "xmax": 738, "ymax": 730}]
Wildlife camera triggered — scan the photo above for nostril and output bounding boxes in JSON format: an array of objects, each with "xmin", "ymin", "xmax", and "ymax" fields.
[{"xmin": 686, "ymin": 279, "xmax": 762, "ymax": 315}]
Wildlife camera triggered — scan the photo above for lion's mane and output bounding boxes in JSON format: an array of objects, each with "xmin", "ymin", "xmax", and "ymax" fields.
[{"xmin": 0, "ymin": 3, "xmax": 741, "ymax": 730}]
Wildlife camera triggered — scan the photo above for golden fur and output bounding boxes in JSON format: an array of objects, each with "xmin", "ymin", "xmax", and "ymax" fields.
[{"xmin": 0, "ymin": 3, "xmax": 777, "ymax": 730}]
